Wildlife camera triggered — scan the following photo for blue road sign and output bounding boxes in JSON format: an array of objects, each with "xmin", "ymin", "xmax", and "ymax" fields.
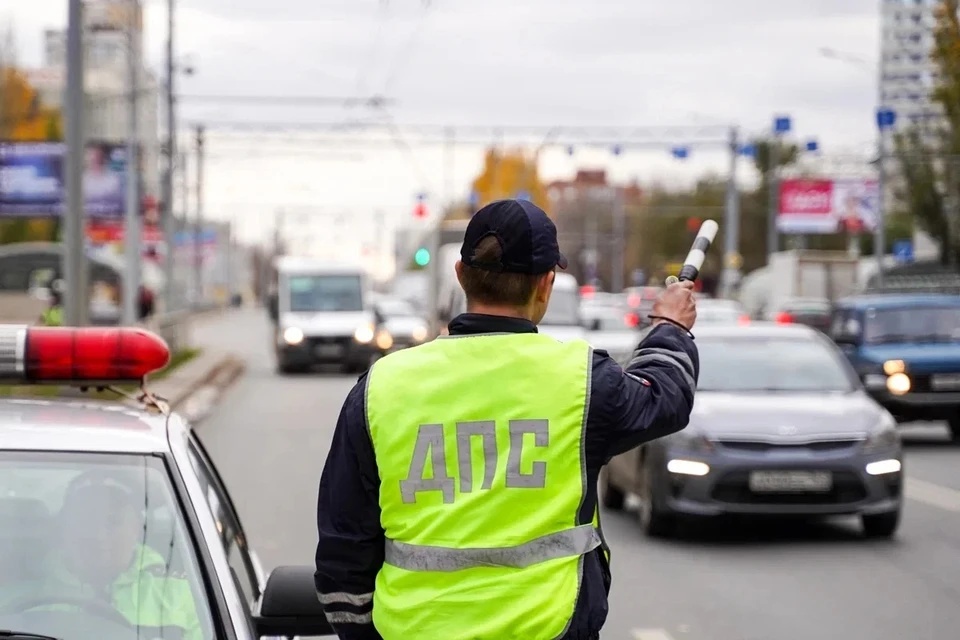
[
  {"xmin": 876, "ymin": 107, "xmax": 897, "ymax": 130},
  {"xmin": 805, "ymin": 140, "xmax": 819, "ymax": 152},
  {"xmin": 738, "ymin": 144, "xmax": 756, "ymax": 158},
  {"xmin": 893, "ymin": 240, "xmax": 914, "ymax": 263},
  {"xmin": 774, "ymin": 115, "xmax": 792, "ymax": 134},
  {"xmin": 671, "ymin": 146, "xmax": 689, "ymax": 159}
]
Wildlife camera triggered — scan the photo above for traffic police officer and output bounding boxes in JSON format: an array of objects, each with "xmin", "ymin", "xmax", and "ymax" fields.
[
  {"xmin": 316, "ymin": 199, "xmax": 699, "ymax": 640},
  {"xmin": 41, "ymin": 280, "xmax": 64, "ymax": 327},
  {"xmin": 25, "ymin": 475, "xmax": 203, "ymax": 639}
]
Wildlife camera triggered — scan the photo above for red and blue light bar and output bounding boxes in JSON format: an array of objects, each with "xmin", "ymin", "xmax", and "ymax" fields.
[{"xmin": 0, "ymin": 325, "xmax": 170, "ymax": 384}]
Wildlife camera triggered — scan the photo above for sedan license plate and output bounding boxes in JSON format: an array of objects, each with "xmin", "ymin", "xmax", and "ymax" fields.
[
  {"xmin": 931, "ymin": 373, "xmax": 960, "ymax": 391},
  {"xmin": 748, "ymin": 471, "xmax": 832, "ymax": 493},
  {"xmin": 314, "ymin": 344, "xmax": 344, "ymax": 358}
]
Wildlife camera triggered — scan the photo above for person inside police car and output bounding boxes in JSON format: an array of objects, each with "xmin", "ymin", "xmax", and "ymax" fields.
[{"xmin": 315, "ymin": 199, "xmax": 699, "ymax": 640}]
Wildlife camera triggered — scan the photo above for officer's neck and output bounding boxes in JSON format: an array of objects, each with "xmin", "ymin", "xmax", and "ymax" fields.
[{"xmin": 466, "ymin": 303, "xmax": 534, "ymax": 322}]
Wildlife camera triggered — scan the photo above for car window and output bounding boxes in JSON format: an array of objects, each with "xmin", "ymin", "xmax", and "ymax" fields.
[
  {"xmin": 0, "ymin": 451, "xmax": 216, "ymax": 640},
  {"xmin": 284, "ymin": 274, "xmax": 363, "ymax": 312},
  {"xmin": 863, "ymin": 305, "xmax": 960, "ymax": 344},
  {"xmin": 186, "ymin": 438, "xmax": 261, "ymax": 604},
  {"xmin": 697, "ymin": 336, "xmax": 855, "ymax": 393}
]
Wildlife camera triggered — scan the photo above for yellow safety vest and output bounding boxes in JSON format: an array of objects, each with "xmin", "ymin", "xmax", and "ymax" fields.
[
  {"xmin": 42, "ymin": 306, "xmax": 64, "ymax": 327},
  {"xmin": 366, "ymin": 333, "xmax": 600, "ymax": 640}
]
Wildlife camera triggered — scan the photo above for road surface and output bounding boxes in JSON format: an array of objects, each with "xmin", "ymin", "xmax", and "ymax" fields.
[{"xmin": 194, "ymin": 309, "xmax": 960, "ymax": 640}]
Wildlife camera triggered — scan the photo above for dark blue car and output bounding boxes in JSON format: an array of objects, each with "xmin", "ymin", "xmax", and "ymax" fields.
[{"xmin": 829, "ymin": 294, "xmax": 960, "ymax": 439}]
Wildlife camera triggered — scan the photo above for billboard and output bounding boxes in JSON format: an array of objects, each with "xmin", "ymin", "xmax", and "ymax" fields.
[
  {"xmin": 0, "ymin": 141, "xmax": 131, "ymax": 218},
  {"xmin": 778, "ymin": 178, "xmax": 879, "ymax": 234}
]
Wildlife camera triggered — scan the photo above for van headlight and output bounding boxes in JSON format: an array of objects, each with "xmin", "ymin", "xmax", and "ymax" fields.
[
  {"xmin": 282, "ymin": 327, "xmax": 304, "ymax": 345},
  {"xmin": 354, "ymin": 323, "xmax": 375, "ymax": 344},
  {"xmin": 375, "ymin": 330, "xmax": 393, "ymax": 350},
  {"xmin": 412, "ymin": 324, "xmax": 428, "ymax": 342},
  {"xmin": 886, "ymin": 372, "xmax": 911, "ymax": 395}
]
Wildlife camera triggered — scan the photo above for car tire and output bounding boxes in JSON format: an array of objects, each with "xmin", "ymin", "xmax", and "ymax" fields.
[
  {"xmin": 638, "ymin": 460, "xmax": 677, "ymax": 538},
  {"xmin": 598, "ymin": 468, "xmax": 625, "ymax": 511},
  {"xmin": 861, "ymin": 510, "xmax": 900, "ymax": 539}
]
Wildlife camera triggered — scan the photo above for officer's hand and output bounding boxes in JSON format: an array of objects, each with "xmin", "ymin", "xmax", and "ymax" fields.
[{"xmin": 651, "ymin": 281, "xmax": 697, "ymax": 330}]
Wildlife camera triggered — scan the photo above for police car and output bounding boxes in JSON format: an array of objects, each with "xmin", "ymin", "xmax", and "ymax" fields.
[{"xmin": 0, "ymin": 324, "xmax": 332, "ymax": 640}]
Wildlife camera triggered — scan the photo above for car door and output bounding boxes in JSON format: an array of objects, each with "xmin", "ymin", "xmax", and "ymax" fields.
[{"xmin": 185, "ymin": 434, "xmax": 267, "ymax": 614}]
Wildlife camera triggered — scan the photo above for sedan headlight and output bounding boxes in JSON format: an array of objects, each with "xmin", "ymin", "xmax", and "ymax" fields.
[
  {"xmin": 375, "ymin": 330, "xmax": 393, "ymax": 350},
  {"xmin": 282, "ymin": 326, "xmax": 304, "ymax": 345},
  {"xmin": 354, "ymin": 323, "xmax": 375, "ymax": 344},
  {"xmin": 412, "ymin": 324, "xmax": 428, "ymax": 342},
  {"xmin": 667, "ymin": 430, "xmax": 715, "ymax": 454}
]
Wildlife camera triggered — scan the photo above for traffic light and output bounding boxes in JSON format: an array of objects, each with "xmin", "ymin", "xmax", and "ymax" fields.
[
  {"xmin": 414, "ymin": 247, "xmax": 431, "ymax": 266},
  {"xmin": 413, "ymin": 202, "xmax": 427, "ymax": 219}
]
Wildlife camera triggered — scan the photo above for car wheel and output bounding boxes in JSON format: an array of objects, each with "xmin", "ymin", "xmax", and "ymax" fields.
[
  {"xmin": 598, "ymin": 468, "xmax": 625, "ymax": 511},
  {"xmin": 638, "ymin": 459, "xmax": 677, "ymax": 538},
  {"xmin": 861, "ymin": 510, "xmax": 900, "ymax": 539}
]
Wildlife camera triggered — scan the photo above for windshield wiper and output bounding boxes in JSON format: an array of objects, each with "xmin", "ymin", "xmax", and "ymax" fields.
[{"xmin": 0, "ymin": 631, "xmax": 62, "ymax": 640}]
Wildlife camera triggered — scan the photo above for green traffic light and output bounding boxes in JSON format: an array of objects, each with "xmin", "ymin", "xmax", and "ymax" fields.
[{"xmin": 414, "ymin": 248, "xmax": 431, "ymax": 266}]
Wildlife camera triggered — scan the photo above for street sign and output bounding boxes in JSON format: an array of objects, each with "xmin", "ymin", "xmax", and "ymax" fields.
[
  {"xmin": 893, "ymin": 240, "xmax": 913, "ymax": 263},
  {"xmin": 774, "ymin": 115, "xmax": 792, "ymax": 134},
  {"xmin": 876, "ymin": 107, "xmax": 897, "ymax": 130}
]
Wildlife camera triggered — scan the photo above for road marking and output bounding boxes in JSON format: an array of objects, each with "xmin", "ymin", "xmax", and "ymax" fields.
[
  {"xmin": 632, "ymin": 629, "xmax": 676, "ymax": 640},
  {"xmin": 905, "ymin": 477, "xmax": 960, "ymax": 512}
]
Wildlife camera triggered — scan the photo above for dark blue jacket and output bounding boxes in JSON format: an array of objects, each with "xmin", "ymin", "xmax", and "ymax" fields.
[{"xmin": 315, "ymin": 313, "xmax": 699, "ymax": 639}]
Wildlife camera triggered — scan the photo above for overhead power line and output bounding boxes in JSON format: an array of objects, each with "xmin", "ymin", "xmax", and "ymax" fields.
[{"xmin": 179, "ymin": 94, "xmax": 396, "ymax": 107}]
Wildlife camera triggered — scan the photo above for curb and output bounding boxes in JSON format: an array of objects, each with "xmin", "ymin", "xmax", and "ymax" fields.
[{"xmin": 170, "ymin": 355, "xmax": 246, "ymax": 424}]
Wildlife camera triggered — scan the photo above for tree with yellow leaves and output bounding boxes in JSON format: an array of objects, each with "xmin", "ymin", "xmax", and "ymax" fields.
[
  {"xmin": 470, "ymin": 147, "xmax": 550, "ymax": 214},
  {"xmin": 0, "ymin": 23, "xmax": 63, "ymax": 245}
]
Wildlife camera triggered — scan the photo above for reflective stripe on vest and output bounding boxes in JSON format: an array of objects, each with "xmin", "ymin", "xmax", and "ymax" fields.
[{"xmin": 366, "ymin": 333, "xmax": 595, "ymax": 640}]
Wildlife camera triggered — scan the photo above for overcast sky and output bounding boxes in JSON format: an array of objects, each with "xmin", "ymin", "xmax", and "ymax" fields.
[{"xmin": 6, "ymin": 0, "xmax": 881, "ymax": 250}]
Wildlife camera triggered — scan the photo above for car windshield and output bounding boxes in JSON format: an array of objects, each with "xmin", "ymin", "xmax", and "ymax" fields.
[
  {"xmin": 697, "ymin": 336, "xmax": 855, "ymax": 393},
  {"xmin": 863, "ymin": 305, "xmax": 960, "ymax": 344},
  {"xmin": 378, "ymin": 298, "xmax": 417, "ymax": 318},
  {"xmin": 286, "ymin": 274, "xmax": 363, "ymax": 312},
  {"xmin": 0, "ymin": 452, "xmax": 215, "ymax": 640},
  {"xmin": 541, "ymin": 289, "xmax": 580, "ymax": 326}
]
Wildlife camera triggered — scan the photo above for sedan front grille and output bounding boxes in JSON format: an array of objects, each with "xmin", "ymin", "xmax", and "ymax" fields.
[
  {"xmin": 711, "ymin": 471, "xmax": 868, "ymax": 505},
  {"xmin": 716, "ymin": 440, "xmax": 861, "ymax": 453}
]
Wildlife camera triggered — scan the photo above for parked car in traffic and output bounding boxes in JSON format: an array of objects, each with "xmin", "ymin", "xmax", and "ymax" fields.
[
  {"xmin": 765, "ymin": 297, "xmax": 833, "ymax": 332},
  {"xmin": 601, "ymin": 323, "xmax": 902, "ymax": 539},
  {"xmin": 372, "ymin": 296, "xmax": 431, "ymax": 353},
  {"xmin": 581, "ymin": 302, "xmax": 640, "ymax": 362},
  {"xmin": 830, "ymin": 293, "xmax": 960, "ymax": 439}
]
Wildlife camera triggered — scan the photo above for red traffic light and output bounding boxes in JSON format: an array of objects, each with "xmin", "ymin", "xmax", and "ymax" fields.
[
  {"xmin": 686, "ymin": 217, "xmax": 701, "ymax": 233},
  {"xmin": 414, "ymin": 202, "xmax": 427, "ymax": 219}
]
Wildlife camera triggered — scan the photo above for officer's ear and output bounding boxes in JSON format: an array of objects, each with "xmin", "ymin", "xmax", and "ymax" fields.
[{"xmin": 534, "ymin": 271, "xmax": 555, "ymax": 303}]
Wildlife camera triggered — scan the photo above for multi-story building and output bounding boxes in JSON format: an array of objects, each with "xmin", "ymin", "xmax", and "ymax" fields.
[{"xmin": 879, "ymin": 0, "xmax": 942, "ymax": 130}]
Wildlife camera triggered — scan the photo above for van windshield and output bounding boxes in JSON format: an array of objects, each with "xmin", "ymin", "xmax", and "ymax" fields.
[
  {"xmin": 286, "ymin": 274, "xmax": 363, "ymax": 312},
  {"xmin": 541, "ymin": 289, "xmax": 580, "ymax": 326}
]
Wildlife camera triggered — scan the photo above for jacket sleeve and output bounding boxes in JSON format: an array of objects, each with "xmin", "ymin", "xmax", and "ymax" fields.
[
  {"xmin": 588, "ymin": 323, "xmax": 700, "ymax": 463},
  {"xmin": 315, "ymin": 373, "xmax": 385, "ymax": 640}
]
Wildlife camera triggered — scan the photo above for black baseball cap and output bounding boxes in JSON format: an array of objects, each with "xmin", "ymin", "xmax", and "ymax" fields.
[{"xmin": 460, "ymin": 199, "xmax": 568, "ymax": 274}]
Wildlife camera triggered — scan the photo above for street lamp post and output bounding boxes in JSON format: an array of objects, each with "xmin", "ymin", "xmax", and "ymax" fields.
[
  {"xmin": 876, "ymin": 107, "xmax": 897, "ymax": 288},
  {"xmin": 64, "ymin": 0, "xmax": 88, "ymax": 326},
  {"xmin": 768, "ymin": 115, "xmax": 792, "ymax": 262},
  {"xmin": 122, "ymin": 0, "xmax": 142, "ymax": 325}
]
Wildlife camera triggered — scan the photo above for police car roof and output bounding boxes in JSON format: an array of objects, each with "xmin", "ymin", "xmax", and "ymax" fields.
[
  {"xmin": 693, "ymin": 322, "xmax": 820, "ymax": 340},
  {"xmin": 836, "ymin": 293, "xmax": 960, "ymax": 309},
  {"xmin": 0, "ymin": 398, "xmax": 182, "ymax": 454}
]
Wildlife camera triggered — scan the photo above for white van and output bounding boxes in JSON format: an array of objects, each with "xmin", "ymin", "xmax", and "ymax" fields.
[
  {"xmin": 268, "ymin": 257, "xmax": 381, "ymax": 374},
  {"xmin": 538, "ymin": 272, "xmax": 587, "ymax": 342}
]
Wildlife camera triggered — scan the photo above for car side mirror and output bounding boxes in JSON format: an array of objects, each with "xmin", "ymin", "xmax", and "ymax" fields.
[
  {"xmin": 254, "ymin": 566, "xmax": 335, "ymax": 637},
  {"xmin": 267, "ymin": 294, "xmax": 278, "ymax": 322}
]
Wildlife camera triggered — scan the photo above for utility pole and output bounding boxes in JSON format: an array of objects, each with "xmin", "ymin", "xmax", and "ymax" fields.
[
  {"xmin": 162, "ymin": 0, "xmax": 177, "ymax": 313},
  {"xmin": 193, "ymin": 125, "xmax": 205, "ymax": 307},
  {"xmin": 722, "ymin": 126, "xmax": 741, "ymax": 297},
  {"xmin": 611, "ymin": 188, "xmax": 625, "ymax": 292},
  {"xmin": 122, "ymin": 0, "xmax": 141, "ymax": 325},
  {"xmin": 64, "ymin": 0, "xmax": 88, "ymax": 326},
  {"xmin": 767, "ymin": 139, "xmax": 781, "ymax": 262}
]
